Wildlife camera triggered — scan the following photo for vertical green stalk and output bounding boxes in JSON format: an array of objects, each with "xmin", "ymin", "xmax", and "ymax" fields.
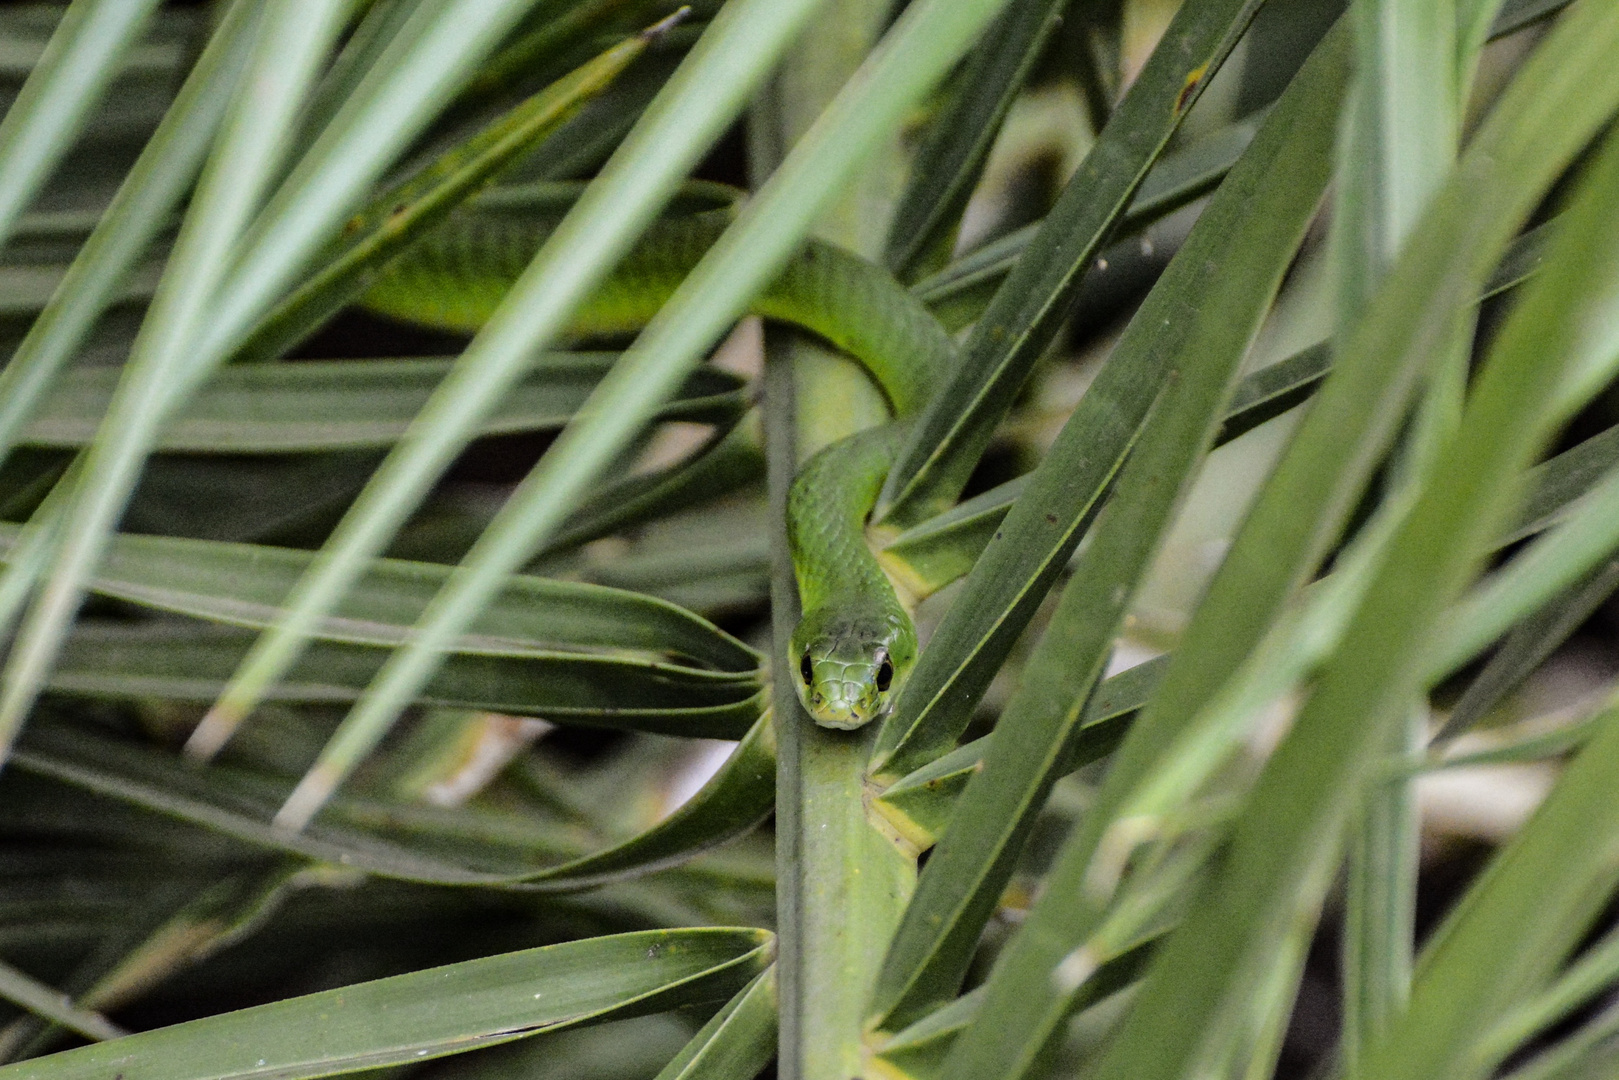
[
  {"xmin": 755, "ymin": 0, "xmax": 902, "ymax": 457},
  {"xmin": 1332, "ymin": 0, "xmax": 1461, "ymax": 1067},
  {"xmin": 755, "ymin": 7, "xmax": 917, "ymax": 1078},
  {"xmin": 1341, "ymin": 701, "xmax": 1424, "ymax": 1071},
  {"xmin": 1333, "ymin": 0, "xmax": 1459, "ymax": 324},
  {"xmin": 765, "ymin": 336, "xmax": 914, "ymax": 1080}
]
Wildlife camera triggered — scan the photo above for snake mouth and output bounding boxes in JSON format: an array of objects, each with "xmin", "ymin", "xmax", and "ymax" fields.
[
  {"xmin": 810, "ymin": 708, "xmax": 873, "ymax": 731},
  {"xmin": 802, "ymin": 693, "xmax": 884, "ymax": 730}
]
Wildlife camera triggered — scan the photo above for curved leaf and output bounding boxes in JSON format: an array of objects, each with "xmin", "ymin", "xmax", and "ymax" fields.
[
  {"xmin": 0, "ymin": 926, "xmax": 774, "ymax": 1080},
  {"xmin": 488, "ymin": 712, "xmax": 775, "ymax": 891},
  {"xmin": 54, "ymin": 624, "xmax": 762, "ymax": 739},
  {"xmin": 539, "ymin": 413, "xmax": 764, "ymax": 555},
  {"xmin": 652, "ymin": 966, "xmax": 777, "ymax": 1080},
  {"xmin": 15, "ymin": 717, "xmax": 769, "ymax": 887},
  {"xmin": 20, "ymin": 355, "xmax": 746, "ymax": 454},
  {"xmin": 0, "ymin": 525, "xmax": 758, "ymax": 672}
]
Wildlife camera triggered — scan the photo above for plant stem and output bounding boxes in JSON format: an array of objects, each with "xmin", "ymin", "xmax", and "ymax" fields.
[{"xmin": 757, "ymin": 4, "xmax": 915, "ymax": 1076}]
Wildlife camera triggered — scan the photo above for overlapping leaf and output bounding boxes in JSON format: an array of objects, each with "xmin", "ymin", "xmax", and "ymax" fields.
[{"xmin": 0, "ymin": 927, "xmax": 773, "ymax": 1080}]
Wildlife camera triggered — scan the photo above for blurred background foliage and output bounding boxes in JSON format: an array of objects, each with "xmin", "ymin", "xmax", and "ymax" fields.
[{"xmin": 0, "ymin": 1, "xmax": 1616, "ymax": 1079}]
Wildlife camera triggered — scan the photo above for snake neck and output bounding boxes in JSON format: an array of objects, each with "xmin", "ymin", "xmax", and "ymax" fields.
[
  {"xmin": 363, "ymin": 206, "xmax": 959, "ymax": 412},
  {"xmin": 787, "ymin": 425, "xmax": 916, "ymax": 730}
]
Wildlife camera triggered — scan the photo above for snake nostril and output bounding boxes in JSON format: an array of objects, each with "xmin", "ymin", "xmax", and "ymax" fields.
[
  {"xmin": 800, "ymin": 653, "xmax": 814, "ymax": 685},
  {"xmin": 875, "ymin": 657, "xmax": 893, "ymax": 692}
]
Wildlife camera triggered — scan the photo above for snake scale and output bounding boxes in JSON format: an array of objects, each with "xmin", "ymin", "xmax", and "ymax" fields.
[{"xmin": 362, "ymin": 194, "xmax": 958, "ymax": 729}]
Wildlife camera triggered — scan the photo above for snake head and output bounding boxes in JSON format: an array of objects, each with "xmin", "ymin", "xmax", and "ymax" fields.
[{"xmin": 789, "ymin": 608, "xmax": 911, "ymax": 730}]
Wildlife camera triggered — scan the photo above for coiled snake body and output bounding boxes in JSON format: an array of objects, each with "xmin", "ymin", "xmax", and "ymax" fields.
[{"xmin": 363, "ymin": 196, "xmax": 958, "ymax": 729}]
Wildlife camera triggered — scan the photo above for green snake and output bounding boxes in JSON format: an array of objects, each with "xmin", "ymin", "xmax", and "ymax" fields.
[{"xmin": 362, "ymin": 191, "xmax": 958, "ymax": 729}]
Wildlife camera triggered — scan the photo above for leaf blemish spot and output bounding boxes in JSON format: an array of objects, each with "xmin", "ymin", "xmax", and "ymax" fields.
[{"xmin": 1174, "ymin": 63, "xmax": 1209, "ymax": 114}]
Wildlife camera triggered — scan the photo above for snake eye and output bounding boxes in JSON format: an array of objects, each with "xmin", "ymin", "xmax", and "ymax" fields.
[
  {"xmin": 875, "ymin": 656, "xmax": 893, "ymax": 693},
  {"xmin": 800, "ymin": 653, "xmax": 814, "ymax": 685}
]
